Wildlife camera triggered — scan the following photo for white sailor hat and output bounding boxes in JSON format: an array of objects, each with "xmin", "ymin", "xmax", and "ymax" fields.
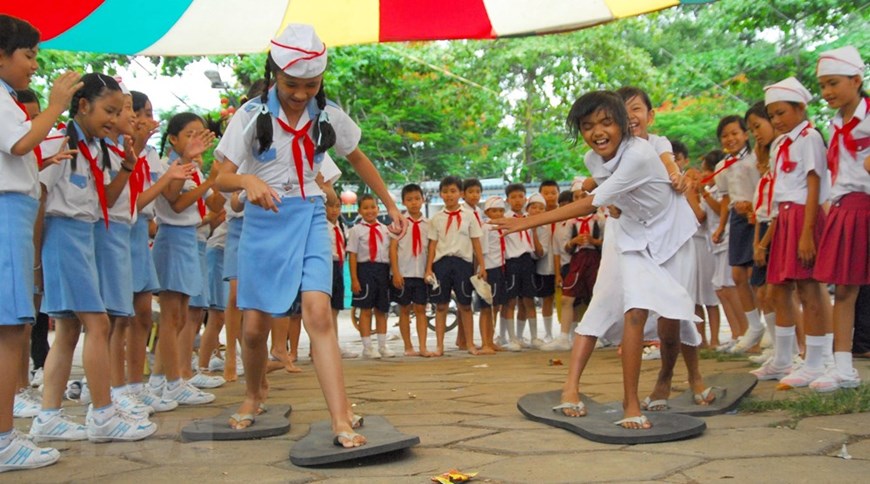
[
  {"xmin": 484, "ymin": 196, "xmax": 505, "ymax": 211},
  {"xmin": 270, "ymin": 24, "xmax": 327, "ymax": 78},
  {"xmin": 817, "ymin": 46, "xmax": 865, "ymax": 77},
  {"xmin": 764, "ymin": 77, "xmax": 812, "ymax": 106},
  {"xmin": 525, "ymin": 193, "xmax": 546, "ymax": 209}
]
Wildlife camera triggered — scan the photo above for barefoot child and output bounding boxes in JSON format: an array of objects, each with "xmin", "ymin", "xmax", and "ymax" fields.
[
  {"xmin": 389, "ymin": 184, "xmax": 430, "ymax": 356},
  {"xmin": 348, "ymin": 194, "xmax": 393, "ymax": 359},
  {"xmin": 215, "ymin": 24, "xmax": 405, "ymax": 446},
  {"xmin": 425, "ymin": 176, "xmax": 486, "ymax": 356}
]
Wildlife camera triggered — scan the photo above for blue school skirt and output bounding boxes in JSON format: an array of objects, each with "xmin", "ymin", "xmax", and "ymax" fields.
[
  {"xmin": 130, "ymin": 216, "xmax": 160, "ymax": 293},
  {"xmin": 94, "ymin": 221, "xmax": 134, "ymax": 317},
  {"xmin": 237, "ymin": 197, "xmax": 331, "ymax": 316},
  {"xmin": 206, "ymin": 246, "xmax": 228, "ymax": 310},
  {"xmin": 189, "ymin": 240, "xmax": 210, "ymax": 308},
  {"xmin": 0, "ymin": 193, "xmax": 38, "ymax": 325},
  {"xmin": 152, "ymin": 224, "xmax": 202, "ymax": 297},
  {"xmin": 223, "ymin": 217, "xmax": 242, "ymax": 281},
  {"xmin": 41, "ymin": 217, "xmax": 105, "ymax": 318}
]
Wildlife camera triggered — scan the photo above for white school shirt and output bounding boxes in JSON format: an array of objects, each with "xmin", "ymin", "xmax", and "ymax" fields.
[
  {"xmin": 647, "ymin": 133, "xmax": 673, "ymax": 158},
  {"xmin": 153, "ymin": 152, "xmax": 207, "ymax": 227},
  {"xmin": 207, "ymin": 220, "xmax": 228, "ymax": 249},
  {"xmin": 715, "ymin": 147, "xmax": 760, "ymax": 207},
  {"xmin": 346, "ymin": 221, "xmax": 390, "ymax": 264},
  {"xmin": 392, "ymin": 215, "xmax": 429, "ymax": 278},
  {"xmin": 703, "ymin": 185, "xmax": 728, "ymax": 255},
  {"xmin": 137, "ymin": 146, "xmax": 164, "ymax": 220},
  {"xmin": 104, "ymin": 138, "xmax": 136, "ymax": 225},
  {"xmin": 40, "ymin": 123, "xmax": 103, "ymax": 222},
  {"xmin": 770, "ymin": 121, "xmax": 830, "ymax": 207},
  {"xmin": 503, "ymin": 209, "xmax": 535, "ymax": 260},
  {"xmin": 215, "ymin": 88, "xmax": 359, "ymax": 200},
  {"xmin": 464, "ymin": 202, "xmax": 485, "ymax": 229},
  {"xmin": 829, "ymin": 97, "xmax": 870, "ymax": 201},
  {"xmin": 481, "ymin": 222, "xmax": 506, "ymax": 270},
  {"xmin": 534, "ymin": 224, "xmax": 553, "ymax": 275},
  {"xmin": 552, "ymin": 220, "xmax": 575, "ymax": 265},
  {"xmin": 428, "ymin": 207, "xmax": 483, "ymax": 263},
  {"xmin": 752, "ymin": 170, "xmax": 777, "ymax": 223},
  {"xmin": 0, "ymin": 81, "xmax": 40, "ymax": 199},
  {"xmin": 327, "ymin": 219, "xmax": 346, "ymax": 262},
  {"xmin": 590, "ymin": 137, "xmax": 698, "ymax": 264}
]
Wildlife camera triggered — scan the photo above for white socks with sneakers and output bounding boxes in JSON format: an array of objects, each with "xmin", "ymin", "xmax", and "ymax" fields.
[
  {"xmin": 377, "ymin": 333, "xmax": 387, "ymax": 348},
  {"xmin": 543, "ymin": 316, "xmax": 553, "ymax": 339},
  {"xmin": 529, "ymin": 319, "xmax": 538, "ymax": 341},
  {"xmin": 91, "ymin": 404, "xmax": 116, "ymax": 425},
  {"xmin": 361, "ymin": 336, "xmax": 372, "ymax": 349},
  {"xmin": 834, "ymin": 352, "xmax": 854, "ymax": 375},
  {"xmin": 746, "ymin": 310, "xmax": 764, "ymax": 333},
  {"xmin": 804, "ymin": 335, "xmax": 826, "ymax": 371},
  {"xmin": 516, "ymin": 319, "xmax": 526, "ymax": 340},
  {"xmin": 773, "ymin": 325, "xmax": 796, "ymax": 368},
  {"xmin": 763, "ymin": 312, "xmax": 776, "ymax": 340}
]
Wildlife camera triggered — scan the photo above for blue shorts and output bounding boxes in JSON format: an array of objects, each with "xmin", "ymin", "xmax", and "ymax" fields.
[
  {"xmin": 728, "ymin": 208, "xmax": 754, "ymax": 267},
  {"xmin": 152, "ymin": 224, "xmax": 202, "ymax": 297},
  {"xmin": 478, "ymin": 267, "xmax": 507, "ymax": 309},
  {"xmin": 331, "ymin": 261, "xmax": 345, "ymax": 310},
  {"xmin": 505, "ymin": 253, "xmax": 537, "ymax": 300},
  {"xmin": 352, "ymin": 262, "xmax": 390, "ymax": 313},
  {"xmin": 430, "ymin": 256, "xmax": 473, "ymax": 306},
  {"xmin": 223, "ymin": 216, "xmax": 242, "ymax": 281},
  {"xmin": 130, "ymin": 216, "xmax": 160, "ymax": 293},
  {"xmin": 94, "ymin": 221, "xmax": 134, "ymax": 317},
  {"xmin": 238, "ymin": 197, "xmax": 331, "ymax": 316},
  {"xmin": 534, "ymin": 274, "xmax": 556, "ymax": 298},
  {"xmin": 189, "ymin": 240, "xmax": 210, "ymax": 308},
  {"xmin": 750, "ymin": 221, "xmax": 770, "ymax": 287},
  {"xmin": 206, "ymin": 246, "xmax": 229, "ymax": 310},
  {"xmin": 0, "ymin": 193, "xmax": 38, "ymax": 325},
  {"xmin": 391, "ymin": 277, "xmax": 428, "ymax": 306},
  {"xmin": 41, "ymin": 217, "xmax": 105, "ymax": 318}
]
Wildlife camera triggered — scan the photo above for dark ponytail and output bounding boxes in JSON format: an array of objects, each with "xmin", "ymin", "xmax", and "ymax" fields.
[
  {"xmin": 67, "ymin": 73, "xmax": 121, "ymax": 172},
  {"xmin": 312, "ymin": 83, "xmax": 336, "ymax": 155},
  {"xmin": 254, "ymin": 57, "xmax": 275, "ymax": 155},
  {"xmin": 160, "ymin": 112, "xmax": 205, "ymax": 157}
]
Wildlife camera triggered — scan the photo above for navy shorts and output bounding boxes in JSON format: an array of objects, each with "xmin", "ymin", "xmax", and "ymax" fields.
[
  {"xmin": 478, "ymin": 267, "xmax": 507, "ymax": 309},
  {"xmin": 505, "ymin": 253, "xmax": 537, "ymax": 300},
  {"xmin": 331, "ymin": 261, "xmax": 345, "ymax": 310},
  {"xmin": 534, "ymin": 274, "xmax": 556, "ymax": 298},
  {"xmin": 352, "ymin": 262, "xmax": 390, "ymax": 313},
  {"xmin": 430, "ymin": 256, "xmax": 474, "ymax": 306},
  {"xmin": 728, "ymin": 208, "xmax": 754, "ymax": 267},
  {"xmin": 750, "ymin": 222, "xmax": 769, "ymax": 287},
  {"xmin": 392, "ymin": 277, "xmax": 428, "ymax": 306}
]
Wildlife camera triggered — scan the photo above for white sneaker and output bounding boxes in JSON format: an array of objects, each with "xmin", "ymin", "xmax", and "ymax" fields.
[
  {"xmin": 780, "ymin": 366, "xmax": 826, "ymax": 388},
  {"xmin": 748, "ymin": 348, "xmax": 774, "ymax": 365},
  {"xmin": 531, "ymin": 338, "xmax": 546, "ymax": 349},
  {"xmin": 378, "ymin": 346, "xmax": 396, "ymax": 358},
  {"xmin": 760, "ymin": 331, "xmax": 772, "ymax": 349},
  {"xmin": 505, "ymin": 340, "xmax": 522, "ymax": 352},
  {"xmin": 541, "ymin": 337, "xmax": 571, "ymax": 351},
  {"xmin": 0, "ymin": 431, "xmax": 59, "ymax": 472},
  {"xmin": 163, "ymin": 381, "xmax": 215, "ymax": 405},
  {"xmin": 132, "ymin": 386, "xmax": 178, "ymax": 413},
  {"xmin": 516, "ymin": 337, "xmax": 532, "ymax": 349},
  {"xmin": 642, "ymin": 346, "xmax": 661, "ymax": 360},
  {"xmin": 187, "ymin": 373, "xmax": 226, "ymax": 389},
  {"xmin": 113, "ymin": 393, "xmax": 154, "ymax": 416},
  {"xmin": 340, "ymin": 347, "xmax": 359, "ymax": 359},
  {"xmin": 716, "ymin": 339, "xmax": 738, "ymax": 352},
  {"xmin": 29, "ymin": 369, "xmax": 44, "ymax": 388},
  {"xmin": 13, "ymin": 389, "xmax": 41, "ymax": 418},
  {"xmin": 729, "ymin": 328, "xmax": 766, "ymax": 354},
  {"xmin": 362, "ymin": 347, "xmax": 381, "ymax": 359},
  {"xmin": 750, "ymin": 360, "xmax": 792, "ymax": 381},
  {"xmin": 86, "ymin": 407, "xmax": 156, "ymax": 443},
  {"xmin": 208, "ymin": 354, "xmax": 225, "ymax": 372},
  {"xmin": 29, "ymin": 410, "xmax": 87, "ymax": 442},
  {"xmin": 809, "ymin": 368, "xmax": 861, "ymax": 393},
  {"xmin": 495, "ymin": 336, "xmax": 509, "ymax": 347}
]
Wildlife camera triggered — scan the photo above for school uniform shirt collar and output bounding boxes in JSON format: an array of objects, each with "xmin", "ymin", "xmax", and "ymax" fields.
[
  {"xmin": 832, "ymin": 98, "xmax": 869, "ymax": 128},
  {"xmin": 266, "ymin": 87, "xmax": 314, "ymax": 128},
  {"xmin": 785, "ymin": 120, "xmax": 811, "ymax": 142},
  {"xmin": 70, "ymin": 120, "xmax": 89, "ymax": 143},
  {"xmin": 0, "ymin": 79, "xmax": 15, "ymax": 96},
  {"xmin": 599, "ymin": 136, "xmax": 633, "ymax": 175},
  {"xmin": 168, "ymin": 150, "xmax": 180, "ymax": 162}
]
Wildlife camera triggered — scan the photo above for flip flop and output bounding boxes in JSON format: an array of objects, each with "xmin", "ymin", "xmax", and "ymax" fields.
[
  {"xmin": 229, "ymin": 413, "xmax": 255, "ymax": 430},
  {"xmin": 693, "ymin": 387, "xmax": 717, "ymax": 405},
  {"xmin": 552, "ymin": 401, "xmax": 586, "ymax": 417},
  {"xmin": 181, "ymin": 404, "xmax": 292, "ymax": 442},
  {"xmin": 604, "ymin": 374, "xmax": 757, "ymax": 417},
  {"xmin": 641, "ymin": 396, "xmax": 669, "ymax": 411},
  {"xmin": 333, "ymin": 431, "xmax": 364, "ymax": 448},
  {"xmin": 352, "ymin": 414, "xmax": 364, "ymax": 429},
  {"xmin": 614, "ymin": 414, "xmax": 651, "ymax": 429},
  {"xmin": 257, "ymin": 403, "xmax": 268, "ymax": 415}
]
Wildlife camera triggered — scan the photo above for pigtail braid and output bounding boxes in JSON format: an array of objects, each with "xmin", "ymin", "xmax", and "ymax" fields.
[
  {"xmin": 255, "ymin": 59, "xmax": 274, "ymax": 155},
  {"xmin": 313, "ymin": 84, "xmax": 335, "ymax": 155}
]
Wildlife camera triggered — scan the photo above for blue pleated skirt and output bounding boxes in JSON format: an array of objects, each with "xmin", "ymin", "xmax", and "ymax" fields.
[
  {"xmin": 189, "ymin": 240, "xmax": 210, "ymax": 308},
  {"xmin": 222, "ymin": 217, "xmax": 242, "ymax": 281},
  {"xmin": 237, "ymin": 197, "xmax": 331, "ymax": 315},
  {"xmin": 94, "ymin": 221, "xmax": 134, "ymax": 316},
  {"xmin": 152, "ymin": 224, "xmax": 202, "ymax": 297},
  {"xmin": 206, "ymin": 246, "xmax": 228, "ymax": 310},
  {"xmin": 0, "ymin": 193, "xmax": 38, "ymax": 325},
  {"xmin": 41, "ymin": 217, "xmax": 105, "ymax": 318},
  {"xmin": 130, "ymin": 216, "xmax": 160, "ymax": 293}
]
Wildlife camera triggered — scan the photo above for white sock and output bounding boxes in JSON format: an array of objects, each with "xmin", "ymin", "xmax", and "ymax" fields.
[
  {"xmin": 804, "ymin": 335, "xmax": 826, "ymax": 371},
  {"xmin": 0, "ymin": 430, "xmax": 13, "ymax": 450},
  {"xmin": 529, "ymin": 319, "xmax": 538, "ymax": 340},
  {"xmin": 506, "ymin": 318, "xmax": 517, "ymax": 340},
  {"xmin": 149, "ymin": 374, "xmax": 165, "ymax": 388},
  {"xmin": 746, "ymin": 310, "xmax": 764, "ymax": 333},
  {"xmin": 560, "ymin": 331, "xmax": 570, "ymax": 341},
  {"xmin": 773, "ymin": 326, "xmax": 796, "ymax": 368},
  {"xmin": 91, "ymin": 404, "xmax": 116, "ymax": 425},
  {"xmin": 377, "ymin": 333, "xmax": 387, "ymax": 348},
  {"xmin": 516, "ymin": 319, "xmax": 526, "ymax": 339},
  {"xmin": 37, "ymin": 408, "xmax": 60, "ymax": 421},
  {"xmin": 499, "ymin": 316, "xmax": 509, "ymax": 340},
  {"xmin": 361, "ymin": 336, "xmax": 372, "ymax": 349},
  {"xmin": 834, "ymin": 352, "xmax": 854, "ymax": 375},
  {"xmin": 763, "ymin": 312, "xmax": 776, "ymax": 340},
  {"xmin": 110, "ymin": 385, "xmax": 127, "ymax": 400},
  {"xmin": 543, "ymin": 316, "xmax": 553, "ymax": 338},
  {"xmin": 167, "ymin": 378, "xmax": 183, "ymax": 391},
  {"xmin": 823, "ymin": 333, "xmax": 834, "ymax": 363}
]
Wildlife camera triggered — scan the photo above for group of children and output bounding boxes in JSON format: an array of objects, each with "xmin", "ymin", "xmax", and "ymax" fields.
[{"xmin": 1, "ymin": 11, "xmax": 867, "ymax": 472}]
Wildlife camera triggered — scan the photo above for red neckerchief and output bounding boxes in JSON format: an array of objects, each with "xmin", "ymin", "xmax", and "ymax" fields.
[
  {"xmin": 576, "ymin": 215, "xmax": 594, "ymax": 235},
  {"xmin": 828, "ymin": 97, "xmax": 870, "ymax": 183},
  {"xmin": 755, "ymin": 171, "xmax": 774, "ymax": 215},
  {"xmin": 333, "ymin": 224, "xmax": 345, "ymax": 264},
  {"xmin": 700, "ymin": 153, "xmax": 740, "ymax": 184},
  {"xmin": 12, "ymin": 96, "xmax": 43, "ymax": 167},
  {"xmin": 78, "ymin": 140, "xmax": 109, "ymax": 228},
  {"xmin": 472, "ymin": 210, "xmax": 482, "ymax": 227},
  {"xmin": 513, "ymin": 213, "xmax": 531, "ymax": 245},
  {"xmin": 128, "ymin": 155, "xmax": 149, "ymax": 217},
  {"xmin": 190, "ymin": 171, "xmax": 207, "ymax": 218},
  {"xmin": 275, "ymin": 117, "xmax": 314, "ymax": 199},
  {"xmin": 444, "ymin": 209, "xmax": 462, "ymax": 235},
  {"xmin": 409, "ymin": 218, "xmax": 423, "ymax": 257},
  {"xmin": 770, "ymin": 127, "xmax": 806, "ymax": 202},
  {"xmin": 365, "ymin": 223, "xmax": 382, "ymax": 262}
]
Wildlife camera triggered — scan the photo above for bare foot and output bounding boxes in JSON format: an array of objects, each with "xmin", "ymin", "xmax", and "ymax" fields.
[
  {"xmin": 285, "ymin": 362, "xmax": 303, "ymax": 373},
  {"xmin": 229, "ymin": 398, "xmax": 260, "ymax": 429},
  {"xmin": 479, "ymin": 346, "xmax": 497, "ymax": 355},
  {"xmin": 404, "ymin": 349, "xmax": 420, "ymax": 357},
  {"xmin": 223, "ymin": 368, "xmax": 238, "ymax": 383},
  {"xmin": 432, "ymin": 347, "xmax": 444, "ymax": 357},
  {"xmin": 467, "ymin": 347, "xmax": 480, "ymax": 355},
  {"xmin": 493, "ymin": 343, "xmax": 505, "ymax": 352},
  {"xmin": 289, "ymin": 352, "xmax": 298, "ymax": 362},
  {"xmin": 456, "ymin": 344, "xmax": 468, "ymax": 351},
  {"xmin": 266, "ymin": 360, "xmax": 285, "ymax": 373},
  {"xmin": 418, "ymin": 348, "xmax": 433, "ymax": 358}
]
